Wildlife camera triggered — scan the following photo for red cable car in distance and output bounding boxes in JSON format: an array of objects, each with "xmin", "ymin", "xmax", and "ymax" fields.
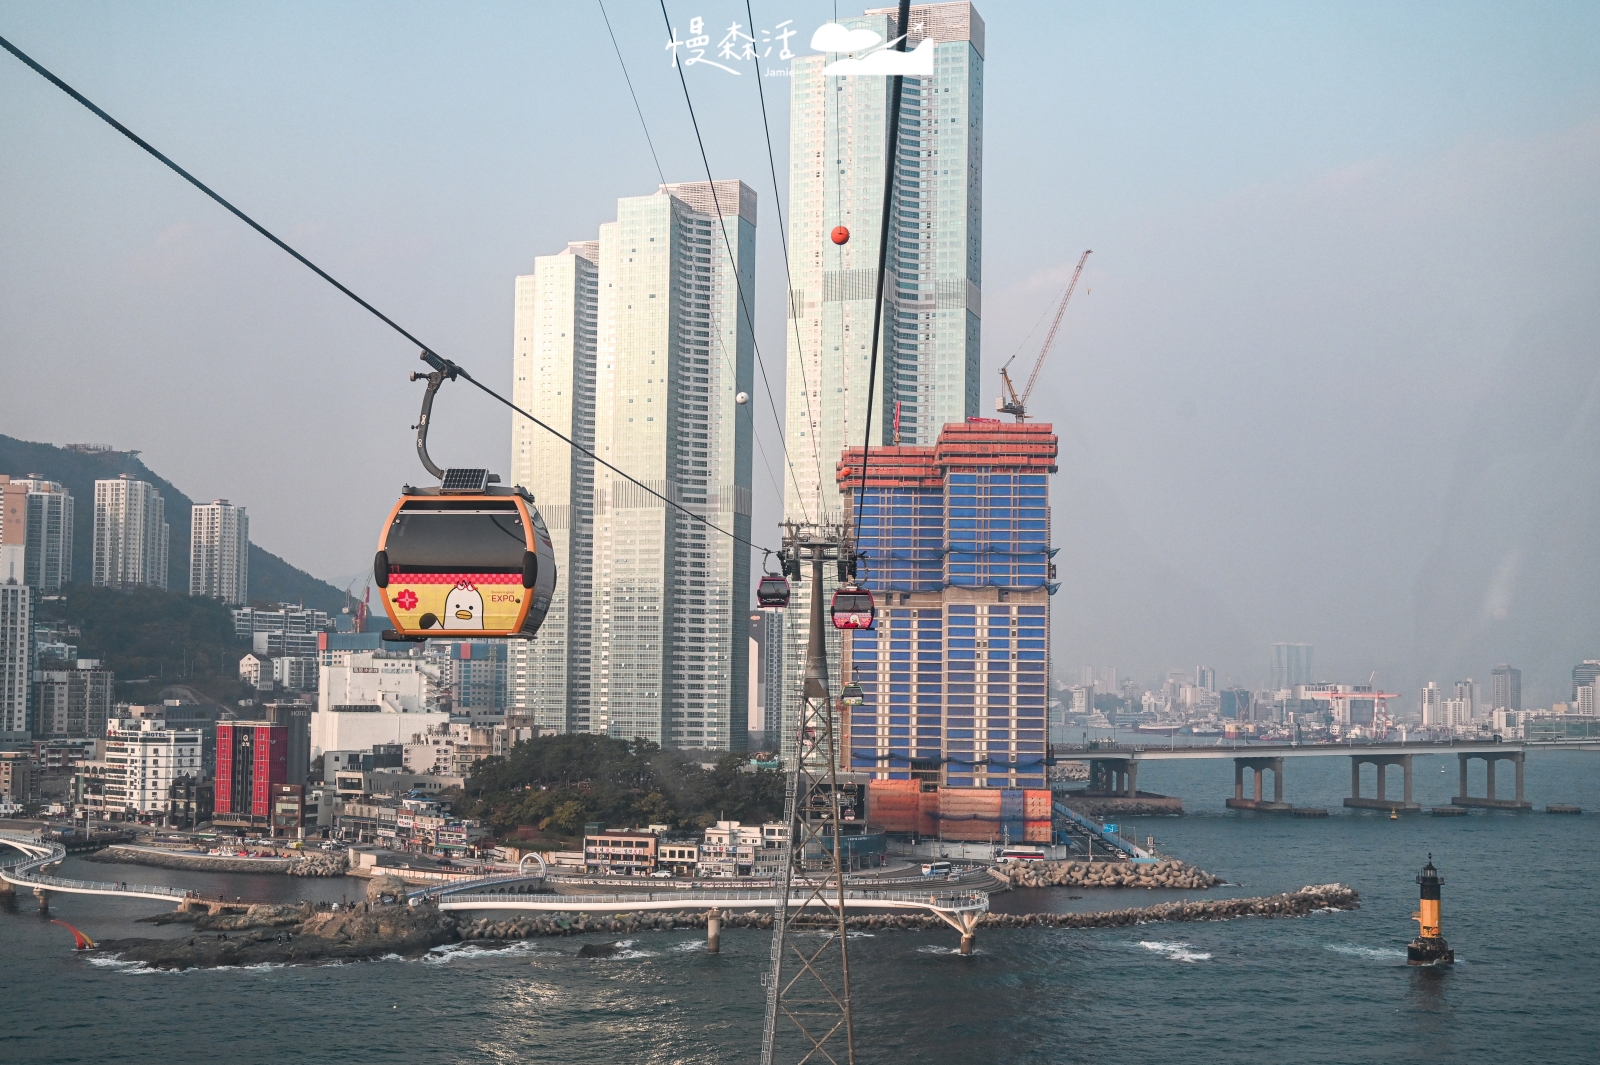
[
  {"xmin": 830, "ymin": 587, "xmax": 876, "ymax": 630},
  {"xmin": 756, "ymin": 574, "xmax": 791, "ymax": 608}
]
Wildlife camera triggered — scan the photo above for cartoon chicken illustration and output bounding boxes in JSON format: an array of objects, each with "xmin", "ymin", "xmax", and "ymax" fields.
[{"xmin": 442, "ymin": 581, "xmax": 485, "ymax": 629}]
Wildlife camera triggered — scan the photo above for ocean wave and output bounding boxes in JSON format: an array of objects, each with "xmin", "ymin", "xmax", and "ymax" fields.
[
  {"xmin": 610, "ymin": 939, "xmax": 660, "ymax": 960},
  {"xmin": 423, "ymin": 941, "xmax": 564, "ymax": 964},
  {"xmin": 85, "ymin": 955, "xmax": 142, "ymax": 970},
  {"xmin": 1325, "ymin": 944, "xmax": 1408, "ymax": 961},
  {"xmin": 916, "ymin": 944, "xmax": 979, "ymax": 956},
  {"xmin": 1139, "ymin": 940, "xmax": 1212, "ymax": 963}
]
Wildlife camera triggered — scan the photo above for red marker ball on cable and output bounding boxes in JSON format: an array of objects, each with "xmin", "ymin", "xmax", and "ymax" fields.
[{"xmin": 831, "ymin": 226, "xmax": 850, "ymax": 245}]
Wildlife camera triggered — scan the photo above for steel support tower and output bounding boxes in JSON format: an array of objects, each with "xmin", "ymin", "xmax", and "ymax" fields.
[{"xmin": 761, "ymin": 524, "xmax": 856, "ymax": 1065}]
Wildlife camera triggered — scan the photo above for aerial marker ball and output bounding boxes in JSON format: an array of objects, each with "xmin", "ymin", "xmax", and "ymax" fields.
[
  {"xmin": 736, "ymin": 392, "xmax": 749, "ymax": 405},
  {"xmin": 831, "ymin": 226, "xmax": 850, "ymax": 245}
]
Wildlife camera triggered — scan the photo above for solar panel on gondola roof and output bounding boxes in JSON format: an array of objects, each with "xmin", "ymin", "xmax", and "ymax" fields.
[{"xmin": 440, "ymin": 468, "xmax": 490, "ymax": 493}]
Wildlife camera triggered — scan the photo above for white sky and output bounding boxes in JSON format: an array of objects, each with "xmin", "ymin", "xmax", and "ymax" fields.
[{"xmin": 2, "ymin": 1, "xmax": 1597, "ymax": 704}]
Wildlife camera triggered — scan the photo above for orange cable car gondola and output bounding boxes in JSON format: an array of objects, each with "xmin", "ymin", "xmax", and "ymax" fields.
[
  {"xmin": 375, "ymin": 357, "xmax": 556, "ymax": 640},
  {"xmin": 830, "ymin": 587, "xmax": 876, "ymax": 630}
]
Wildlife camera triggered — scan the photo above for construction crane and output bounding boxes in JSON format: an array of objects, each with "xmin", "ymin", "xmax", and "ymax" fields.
[{"xmin": 997, "ymin": 249, "xmax": 1091, "ymax": 422}]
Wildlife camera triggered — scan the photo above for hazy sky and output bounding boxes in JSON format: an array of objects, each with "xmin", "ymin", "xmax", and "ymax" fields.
[{"xmin": 3, "ymin": 2, "xmax": 1597, "ymax": 705}]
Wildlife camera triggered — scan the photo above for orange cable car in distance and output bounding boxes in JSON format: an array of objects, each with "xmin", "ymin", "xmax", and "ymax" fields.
[{"xmin": 375, "ymin": 356, "xmax": 556, "ymax": 640}]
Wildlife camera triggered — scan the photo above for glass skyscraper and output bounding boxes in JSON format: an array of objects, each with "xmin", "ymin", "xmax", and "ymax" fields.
[
  {"xmin": 508, "ymin": 182, "xmax": 756, "ymax": 751},
  {"xmin": 838, "ymin": 420, "xmax": 1055, "ymax": 789},
  {"xmin": 780, "ymin": 2, "xmax": 986, "ymax": 763}
]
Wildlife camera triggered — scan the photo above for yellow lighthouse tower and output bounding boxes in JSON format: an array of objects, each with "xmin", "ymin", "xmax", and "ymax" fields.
[{"xmin": 1407, "ymin": 855, "xmax": 1455, "ymax": 965}]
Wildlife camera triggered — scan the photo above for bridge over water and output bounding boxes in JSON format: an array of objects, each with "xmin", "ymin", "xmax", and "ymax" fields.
[
  {"xmin": 1059, "ymin": 739, "xmax": 1597, "ymax": 812},
  {"xmin": 0, "ymin": 833, "xmax": 189, "ymax": 909},
  {"xmin": 2, "ymin": 832, "xmax": 992, "ymax": 948}
]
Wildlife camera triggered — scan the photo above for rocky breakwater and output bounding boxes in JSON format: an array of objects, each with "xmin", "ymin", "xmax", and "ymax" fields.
[
  {"xmin": 286, "ymin": 852, "xmax": 349, "ymax": 877},
  {"xmin": 451, "ymin": 884, "xmax": 1356, "ymax": 940},
  {"xmin": 97, "ymin": 904, "xmax": 462, "ymax": 970},
  {"xmin": 88, "ymin": 845, "xmax": 291, "ymax": 875},
  {"xmin": 992, "ymin": 858, "xmax": 1223, "ymax": 890},
  {"xmin": 87, "ymin": 883, "xmax": 1358, "ymax": 969},
  {"xmin": 87, "ymin": 844, "xmax": 346, "ymax": 877}
]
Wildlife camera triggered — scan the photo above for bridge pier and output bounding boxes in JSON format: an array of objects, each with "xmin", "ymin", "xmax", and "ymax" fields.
[
  {"xmin": 706, "ymin": 908, "xmax": 721, "ymax": 953},
  {"xmin": 931, "ymin": 907, "xmax": 981, "ymax": 955},
  {"xmin": 1344, "ymin": 753, "xmax": 1420, "ymax": 811},
  {"xmin": 1452, "ymin": 751, "xmax": 1530, "ymax": 809},
  {"xmin": 1087, "ymin": 759, "xmax": 1135, "ymax": 796},
  {"xmin": 1226, "ymin": 757, "xmax": 1291, "ymax": 812},
  {"xmin": 35, "ymin": 887, "xmax": 50, "ymax": 914}
]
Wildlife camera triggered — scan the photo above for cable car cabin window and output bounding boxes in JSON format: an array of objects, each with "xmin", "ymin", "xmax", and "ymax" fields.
[{"xmin": 386, "ymin": 503, "xmax": 527, "ymax": 573}]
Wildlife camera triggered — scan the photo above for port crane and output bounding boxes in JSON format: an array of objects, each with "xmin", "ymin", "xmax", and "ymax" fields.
[{"xmin": 996, "ymin": 248, "xmax": 1091, "ymax": 422}]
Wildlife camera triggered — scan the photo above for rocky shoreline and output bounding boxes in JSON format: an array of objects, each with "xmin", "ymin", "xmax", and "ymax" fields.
[
  {"xmin": 86, "ymin": 845, "xmax": 348, "ymax": 877},
  {"xmin": 991, "ymin": 858, "xmax": 1224, "ymax": 890},
  {"xmin": 90, "ymin": 884, "xmax": 1358, "ymax": 970}
]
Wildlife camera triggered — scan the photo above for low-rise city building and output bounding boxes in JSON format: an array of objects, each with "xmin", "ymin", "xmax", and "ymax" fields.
[
  {"xmin": 234, "ymin": 604, "xmax": 330, "ymax": 657},
  {"xmin": 102, "ymin": 716, "xmax": 205, "ymax": 820},
  {"xmin": 584, "ymin": 829, "xmax": 659, "ymax": 875},
  {"xmin": 33, "ymin": 660, "xmax": 115, "ymax": 740},
  {"xmin": 271, "ymin": 783, "xmax": 305, "ymax": 837},
  {"xmin": 658, "ymin": 841, "xmax": 699, "ymax": 876},
  {"xmin": 166, "ymin": 775, "xmax": 213, "ymax": 829},
  {"xmin": 0, "ymin": 749, "xmax": 35, "ymax": 802},
  {"xmin": 696, "ymin": 820, "xmax": 787, "ymax": 878}
]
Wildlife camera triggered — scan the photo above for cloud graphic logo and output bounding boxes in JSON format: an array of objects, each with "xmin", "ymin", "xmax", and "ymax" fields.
[
  {"xmin": 810, "ymin": 23, "xmax": 884, "ymax": 52},
  {"xmin": 822, "ymin": 36, "xmax": 935, "ymax": 77}
]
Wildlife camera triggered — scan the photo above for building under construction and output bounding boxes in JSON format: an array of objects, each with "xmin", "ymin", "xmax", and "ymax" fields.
[{"xmin": 837, "ymin": 419, "xmax": 1057, "ymax": 813}]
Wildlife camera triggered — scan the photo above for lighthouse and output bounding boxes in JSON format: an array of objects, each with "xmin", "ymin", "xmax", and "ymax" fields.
[{"xmin": 1407, "ymin": 855, "xmax": 1455, "ymax": 965}]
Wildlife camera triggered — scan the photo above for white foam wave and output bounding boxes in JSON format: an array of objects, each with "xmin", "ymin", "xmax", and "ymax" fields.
[
  {"xmin": 85, "ymin": 955, "xmax": 142, "ymax": 970},
  {"xmin": 916, "ymin": 944, "xmax": 979, "ymax": 956},
  {"xmin": 1139, "ymin": 940, "xmax": 1211, "ymax": 963},
  {"xmin": 423, "ymin": 941, "xmax": 564, "ymax": 963},
  {"xmin": 1326, "ymin": 944, "xmax": 1408, "ymax": 961}
]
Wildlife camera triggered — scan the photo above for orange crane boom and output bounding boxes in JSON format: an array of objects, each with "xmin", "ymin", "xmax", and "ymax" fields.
[{"xmin": 997, "ymin": 249, "xmax": 1091, "ymax": 421}]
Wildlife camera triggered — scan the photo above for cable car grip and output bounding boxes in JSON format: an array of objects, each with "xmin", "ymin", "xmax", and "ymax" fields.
[{"xmin": 409, "ymin": 356, "xmax": 456, "ymax": 481}]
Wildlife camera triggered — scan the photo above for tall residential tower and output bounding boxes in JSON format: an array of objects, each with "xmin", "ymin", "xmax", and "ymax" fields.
[
  {"xmin": 93, "ymin": 476, "xmax": 168, "ymax": 591},
  {"xmin": 508, "ymin": 182, "xmax": 756, "ymax": 751},
  {"xmin": 190, "ymin": 499, "xmax": 249, "ymax": 605},
  {"xmin": 780, "ymin": 1, "xmax": 985, "ymax": 761},
  {"xmin": 509, "ymin": 242, "xmax": 600, "ymax": 735},
  {"xmin": 0, "ymin": 476, "xmax": 74, "ymax": 592}
]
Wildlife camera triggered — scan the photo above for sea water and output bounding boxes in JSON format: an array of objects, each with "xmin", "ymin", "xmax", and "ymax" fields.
[{"xmin": 5, "ymin": 750, "xmax": 1598, "ymax": 1064}]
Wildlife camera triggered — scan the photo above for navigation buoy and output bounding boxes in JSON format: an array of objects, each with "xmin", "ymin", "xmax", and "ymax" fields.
[
  {"xmin": 1406, "ymin": 855, "xmax": 1455, "ymax": 965},
  {"xmin": 831, "ymin": 226, "xmax": 850, "ymax": 245}
]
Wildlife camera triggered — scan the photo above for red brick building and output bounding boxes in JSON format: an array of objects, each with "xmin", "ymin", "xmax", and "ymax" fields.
[{"xmin": 214, "ymin": 720, "xmax": 288, "ymax": 829}]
